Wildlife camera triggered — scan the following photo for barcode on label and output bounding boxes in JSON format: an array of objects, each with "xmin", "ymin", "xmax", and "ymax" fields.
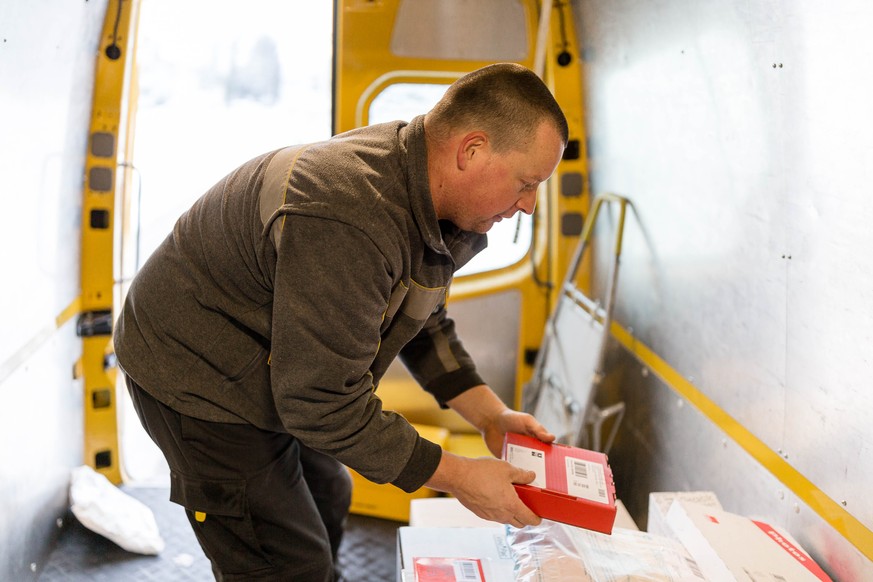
[
  {"xmin": 570, "ymin": 459, "xmax": 588, "ymax": 479},
  {"xmin": 453, "ymin": 559, "xmax": 483, "ymax": 582},
  {"xmin": 564, "ymin": 456, "xmax": 609, "ymax": 503}
]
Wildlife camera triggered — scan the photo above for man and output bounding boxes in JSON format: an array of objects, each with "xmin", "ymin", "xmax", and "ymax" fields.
[{"xmin": 115, "ymin": 62, "xmax": 567, "ymax": 581}]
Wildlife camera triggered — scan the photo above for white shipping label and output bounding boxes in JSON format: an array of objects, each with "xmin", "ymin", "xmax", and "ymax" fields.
[
  {"xmin": 565, "ymin": 457, "xmax": 609, "ymax": 504},
  {"xmin": 452, "ymin": 559, "xmax": 483, "ymax": 582},
  {"xmin": 505, "ymin": 444, "xmax": 546, "ymax": 488}
]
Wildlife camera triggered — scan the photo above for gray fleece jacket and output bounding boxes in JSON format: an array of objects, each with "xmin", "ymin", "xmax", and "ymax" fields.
[{"xmin": 114, "ymin": 116, "xmax": 487, "ymax": 492}]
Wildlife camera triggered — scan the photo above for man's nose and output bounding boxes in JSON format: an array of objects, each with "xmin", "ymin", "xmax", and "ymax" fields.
[{"xmin": 516, "ymin": 190, "xmax": 538, "ymax": 215}]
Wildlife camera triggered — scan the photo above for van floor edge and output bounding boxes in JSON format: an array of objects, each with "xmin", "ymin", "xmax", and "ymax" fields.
[{"xmin": 40, "ymin": 485, "xmax": 400, "ymax": 582}]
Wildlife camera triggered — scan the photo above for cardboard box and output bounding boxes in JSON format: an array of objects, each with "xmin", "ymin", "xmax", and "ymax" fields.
[
  {"xmin": 502, "ymin": 433, "xmax": 617, "ymax": 534},
  {"xmin": 397, "ymin": 526, "xmax": 515, "ymax": 582},
  {"xmin": 349, "ymin": 424, "xmax": 449, "ymax": 522},
  {"xmin": 409, "ymin": 497, "xmax": 501, "ymax": 528},
  {"xmin": 410, "ymin": 495, "xmax": 638, "ymax": 531},
  {"xmin": 647, "ymin": 490, "xmax": 722, "ymax": 539},
  {"xmin": 665, "ymin": 500, "xmax": 832, "ymax": 582}
]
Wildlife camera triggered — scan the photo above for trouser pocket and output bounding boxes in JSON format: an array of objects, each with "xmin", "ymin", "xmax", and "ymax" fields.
[{"xmin": 170, "ymin": 471, "xmax": 273, "ymax": 576}]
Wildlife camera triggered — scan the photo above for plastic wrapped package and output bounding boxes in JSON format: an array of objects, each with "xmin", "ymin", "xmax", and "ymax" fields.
[
  {"xmin": 509, "ymin": 520, "xmax": 590, "ymax": 580},
  {"xmin": 70, "ymin": 465, "xmax": 165, "ymax": 555},
  {"xmin": 508, "ymin": 520, "xmax": 704, "ymax": 581}
]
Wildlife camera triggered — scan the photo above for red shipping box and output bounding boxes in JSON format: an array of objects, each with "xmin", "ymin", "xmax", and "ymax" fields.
[{"xmin": 502, "ymin": 433, "xmax": 617, "ymax": 534}]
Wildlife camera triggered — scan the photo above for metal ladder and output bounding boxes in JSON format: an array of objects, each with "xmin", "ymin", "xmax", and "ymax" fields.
[{"xmin": 523, "ymin": 192, "xmax": 631, "ymax": 453}]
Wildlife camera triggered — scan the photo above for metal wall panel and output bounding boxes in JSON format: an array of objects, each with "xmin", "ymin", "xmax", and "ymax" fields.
[
  {"xmin": 0, "ymin": 1, "xmax": 106, "ymax": 579},
  {"xmin": 380, "ymin": 290, "xmax": 521, "ymax": 431},
  {"xmin": 450, "ymin": 290, "xmax": 521, "ymax": 407},
  {"xmin": 573, "ymin": 0, "xmax": 873, "ymax": 577}
]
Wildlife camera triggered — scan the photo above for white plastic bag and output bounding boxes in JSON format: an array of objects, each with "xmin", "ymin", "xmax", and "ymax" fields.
[
  {"xmin": 508, "ymin": 520, "xmax": 704, "ymax": 581},
  {"xmin": 70, "ymin": 465, "xmax": 165, "ymax": 555}
]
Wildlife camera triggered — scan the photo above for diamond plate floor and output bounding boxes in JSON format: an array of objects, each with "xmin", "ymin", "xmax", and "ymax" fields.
[{"xmin": 40, "ymin": 486, "xmax": 400, "ymax": 582}]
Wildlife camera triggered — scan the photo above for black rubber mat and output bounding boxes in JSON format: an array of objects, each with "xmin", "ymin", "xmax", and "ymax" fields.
[{"xmin": 40, "ymin": 486, "xmax": 400, "ymax": 582}]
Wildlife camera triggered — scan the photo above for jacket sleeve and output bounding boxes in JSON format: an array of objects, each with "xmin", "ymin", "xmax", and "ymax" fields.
[{"xmin": 269, "ymin": 214, "xmax": 441, "ymax": 492}]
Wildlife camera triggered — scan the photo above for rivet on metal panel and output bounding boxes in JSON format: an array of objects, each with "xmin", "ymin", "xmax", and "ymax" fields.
[
  {"xmin": 56, "ymin": 517, "xmax": 63, "ymax": 528},
  {"xmin": 721, "ymin": 438, "xmax": 727, "ymax": 448},
  {"xmin": 687, "ymin": 376, "xmax": 695, "ymax": 383},
  {"xmin": 794, "ymin": 503, "xmax": 800, "ymax": 514},
  {"xmin": 842, "ymin": 500, "xmax": 848, "ymax": 507},
  {"xmin": 778, "ymin": 490, "xmax": 785, "ymax": 500},
  {"xmin": 641, "ymin": 367, "xmax": 649, "ymax": 378},
  {"xmin": 677, "ymin": 399, "xmax": 684, "ymax": 409},
  {"xmin": 105, "ymin": 44, "xmax": 121, "ymax": 60},
  {"xmin": 30, "ymin": 563, "xmax": 37, "ymax": 572}
]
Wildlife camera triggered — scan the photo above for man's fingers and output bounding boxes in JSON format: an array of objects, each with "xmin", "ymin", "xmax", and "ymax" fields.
[
  {"xmin": 511, "ymin": 467, "xmax": 537, "ymax": 485},
  {"xmin": 510, "ymin": 412, "xmax": 556, "ymax": 444},
  {"xmin": 523, "ymin": 416, "xmax": 556, "ymax": 443},
  {"xmin": 516, "ymin": 510, "xmax": 542, "ymax": 527},
  {"xmin": 509, "ymin": 497, "xmax": 542, "ymax": 527},
  {"xmin": 505, "ymin": 465, "xmax": 543, "ymax": 527},
  {"xmin": 534, "ymin": 425, "xmax": 556, "ymax": 443}
]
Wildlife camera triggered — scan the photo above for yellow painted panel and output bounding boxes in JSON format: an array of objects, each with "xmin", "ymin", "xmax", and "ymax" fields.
[
  {"xmin": 80, "ymin": 0, "xmax": 141, "ymax": 484},
  {"xmin": 348, "ymin": 424, "xmax": 450, "ymax": 522},
  {"xmin": 446, "ymin": 433, "xmax": 492, "ymax": 459}
]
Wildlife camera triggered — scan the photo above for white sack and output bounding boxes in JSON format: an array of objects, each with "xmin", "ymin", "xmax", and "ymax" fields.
[{"xmin": 70, "ymin": 465, "xmax": 165, "ymax": 555}]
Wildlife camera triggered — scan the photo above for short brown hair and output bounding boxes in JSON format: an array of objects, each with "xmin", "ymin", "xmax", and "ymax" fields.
[{"xmin": 426, "ymin": 63, "xmax": 569, "ymax": 153}]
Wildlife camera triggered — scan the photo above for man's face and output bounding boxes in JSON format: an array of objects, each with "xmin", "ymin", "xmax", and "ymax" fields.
[{"xmin": 448, "ymin": 122, "xmax": 565, "ymax": 234}]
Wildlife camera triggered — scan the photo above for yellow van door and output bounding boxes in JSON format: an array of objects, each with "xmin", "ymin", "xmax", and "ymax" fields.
[{"xmin": 333, "ymin": 0, "xmax": 591, "ymax": 429}]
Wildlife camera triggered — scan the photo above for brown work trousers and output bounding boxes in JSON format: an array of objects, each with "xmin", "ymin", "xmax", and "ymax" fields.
[{"xmin": 126, "ymin": 376, "xmax": 351, "ymax": 581}]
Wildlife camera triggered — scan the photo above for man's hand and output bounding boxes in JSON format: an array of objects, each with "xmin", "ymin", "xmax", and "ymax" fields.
[
  {"xmin": 446, "ymin": 384, "xmax": 555, "ymax": 457},
  {"xmin": 424, "ymin": 451, "xmax": 542, "ymax": 527},
  {"xmin": 479, "ymin": 408, "xmax": 555, "ymax": 458}
]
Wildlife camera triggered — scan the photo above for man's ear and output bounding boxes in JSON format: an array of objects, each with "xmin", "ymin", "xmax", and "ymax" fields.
[{"xmin": 456, "ymin": 131, "xmax": 488, "ymax": 170}]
